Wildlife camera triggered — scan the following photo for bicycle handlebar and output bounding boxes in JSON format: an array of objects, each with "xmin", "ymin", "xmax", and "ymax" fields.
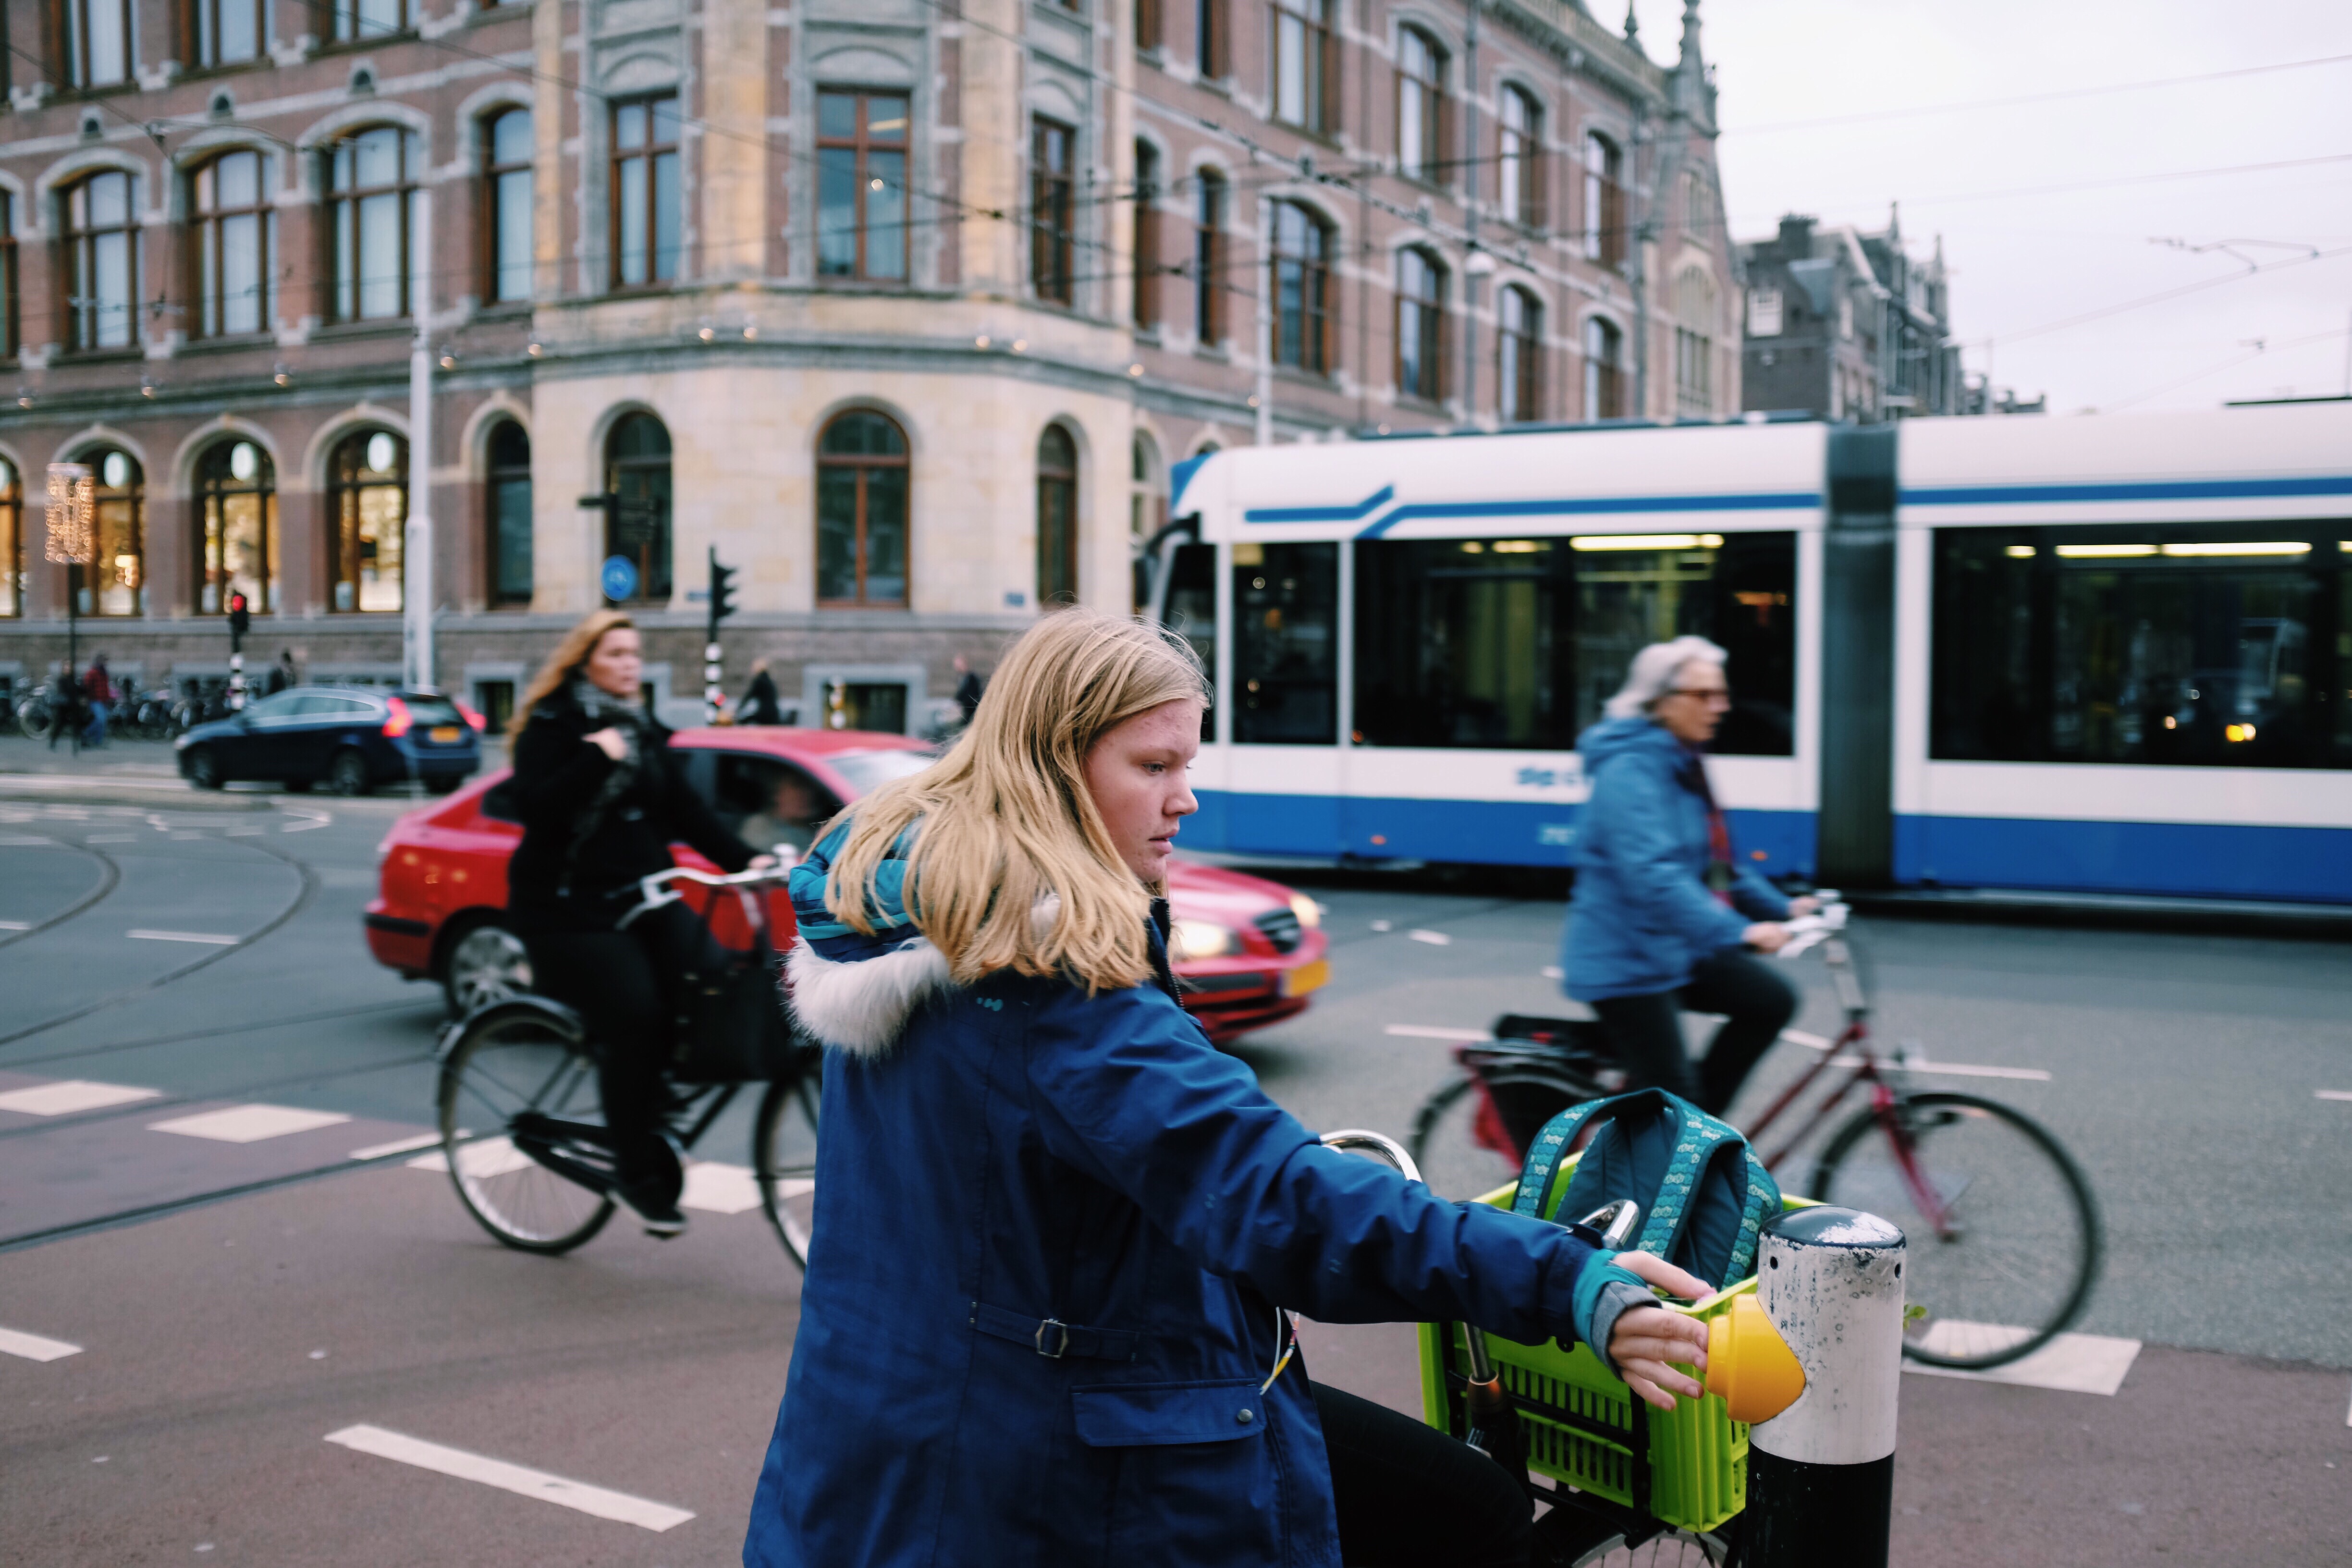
[{"xmin": 617, "ymin": 856, "xmax": 798, "ymax": 930}]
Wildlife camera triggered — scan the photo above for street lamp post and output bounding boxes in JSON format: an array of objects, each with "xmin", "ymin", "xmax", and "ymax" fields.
[{"xmin": 45, "ymin": 464, "xmax": 95, "ymax": 752}]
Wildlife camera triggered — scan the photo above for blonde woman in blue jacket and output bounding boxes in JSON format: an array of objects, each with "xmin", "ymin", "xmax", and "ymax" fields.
[
  {"xmin": 1561, "ymin": 636, "xmax": 1820, "ymax": 1115},
  {"xmin": 745, "ymin": 609, "xmax": 1711, "ymax": 1568}
]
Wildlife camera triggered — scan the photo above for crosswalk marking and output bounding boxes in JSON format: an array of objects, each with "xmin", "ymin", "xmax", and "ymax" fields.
[
  {"xmin": 323, "ymin": 1425, "xmax": 695, "ymax": 1531},
  {"xmin": 2317, "ymin": 1090, "xmax": 2352, "ymax": 1103},
  {"xmin": 0, "ymin": 1326, "xmax": 85, "ymax": 1362},
  {"xmin": 1384, "ymin": 1024, "xmax": 1491, "ymax": 1042},
  {"xmin": 1902, "ymin": 1323, "xmax": 2141, "ymax": 1396},
  {"xmin": 0, "ymin": 1079, "xmax": 163, "ymax": 1116},
  {"xmin": 126, "ymin": 929, "xmax": 241, "ymax": 945},
  {"xmin": 348, "ymin": 1132, "xmax": 444, "ymax": 1161},
  {"xmin": 680, "ymin": 1162, "xmax": 763, "ymax": 1215},
  {"xmin": 408, "ymin": 1138, "xmax": 536, "ymax": 1178},
  {"xmin": 149, "ymin": 1105, "xmax": 354, "ymax": 1143},
  {"xmin": 0, "ymin": 918, "xmax": 34, "ymax": 929}
]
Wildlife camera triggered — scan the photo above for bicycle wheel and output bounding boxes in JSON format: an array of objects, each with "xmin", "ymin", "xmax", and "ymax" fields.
[
  {"xmin": 754, "ymin": 1048, "xmax": 822, "ymax": 1267},
  {"xmin": 1810, "ymin": 1092, "xmax": 2100, "ymax": 1370},
  {"xmin": 1409, "ymin": 1066, "xmax": 1597, "ymax": 1201},
  {"xmin": 437, "ymin": 1009, "xmax": 616, "ymax": 1254}
]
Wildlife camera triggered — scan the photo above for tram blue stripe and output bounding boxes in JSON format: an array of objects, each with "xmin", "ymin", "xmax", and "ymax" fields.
[
  {"xmin": 1900, "ymin": 476, "xmax": 2352, "ymax": 508},
  {"xmin": 1894, "ymin": 814, "xmax": 2352, "ymax": 904},
  {"xmin": 1355, "ymin": 490, "xmax": 1820, "ymax": 539},
  {"xmin": 1243, "ymin": 486, "xmax": 1395, "ymax": 525}
]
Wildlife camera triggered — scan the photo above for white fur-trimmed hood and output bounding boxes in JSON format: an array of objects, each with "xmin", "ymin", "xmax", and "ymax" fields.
[{"xmin": 785, "ymin": 934, "xmax": 955, "ymax": 1057}]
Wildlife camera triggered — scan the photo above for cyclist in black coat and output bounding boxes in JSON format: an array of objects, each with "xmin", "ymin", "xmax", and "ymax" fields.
[{"xmin": 504, "ymin": 610, "xmax": 767, "ymax": 1235}]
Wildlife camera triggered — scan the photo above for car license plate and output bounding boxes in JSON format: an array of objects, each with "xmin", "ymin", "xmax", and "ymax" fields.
[
  {"xmin": 1279, "ymin": 959, "xmax": 1330, "ymax": 998},
  {"xmin": 429, "ymin": 726, "xmax": 462, "ymax": 743}
]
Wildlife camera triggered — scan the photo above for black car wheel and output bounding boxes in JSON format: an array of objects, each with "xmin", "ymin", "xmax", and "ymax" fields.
[
  {"xmin": 328, "ymin": 749, "xmax": 370, "ymax": 796},
  {"xmin": 186, "ymin": 747, "xmax": 224, "ymax": 790},
  {"xmin": 441, "ymin": 917, "xmax": 535, "ymax": 1018}
]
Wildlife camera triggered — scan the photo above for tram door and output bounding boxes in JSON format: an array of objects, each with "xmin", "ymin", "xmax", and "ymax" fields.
[{"xmin": 1227, "ymin": 540, "xmax": 1345, "ymax": 855}]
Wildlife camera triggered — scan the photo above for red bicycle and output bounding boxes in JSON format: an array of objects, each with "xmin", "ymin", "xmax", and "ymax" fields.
[{"xmin": 1410, "ymin": 899, "xmax": 2102, "ymax": 1371}]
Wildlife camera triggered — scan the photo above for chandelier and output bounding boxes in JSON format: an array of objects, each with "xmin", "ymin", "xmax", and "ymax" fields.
[{"xmin": 44, "ymin": 463, "xmax": 96, "ymax": 568}]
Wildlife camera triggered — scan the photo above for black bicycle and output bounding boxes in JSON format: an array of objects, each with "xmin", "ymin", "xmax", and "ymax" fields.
[{"xmin": 432, "ymin": 864, "xmax": 822, "ymax": 1265}]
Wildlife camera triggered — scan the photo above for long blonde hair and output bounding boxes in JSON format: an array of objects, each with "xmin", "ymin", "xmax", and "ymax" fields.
[
  {"xmin": 510, "ymin": 609, "xmax": 636, "ymax": 736},
  {"xmin": 827, "ymin": 610, "xmax": 1209, "ymax": 992}
]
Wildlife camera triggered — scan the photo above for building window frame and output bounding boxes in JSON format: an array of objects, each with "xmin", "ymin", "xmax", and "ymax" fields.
[
  {"xmin": 1497, "ymin": 86, "xmax": 1543, "ymax": 229},
  {"xmin": 1271, "ymin": 199, "xmax": 1331, "ymax": 374},
  {"xmin": 1498, "ymin": 284, "xmax": 1541, "ymax": 423},
  {"xmin": 816, "ymin": 88, "xmax": 911, "ymax": 285},
  {"xmin": 62, "ymin": 0, "xmax": 135, "ymax": 88},
  {"xmin": 603, "ymin": 412, "xmax": 673, "ymax": 603},
  {"xmin": 1583, "ymin": 132, "xmax": 1623, "ymax": 268},
  {"xmin": 1272, "ymin": 0, "xmax": 1333, "ymax": 134},
  {"xmin": 73, "ymin": 448, "xmax": 146, "ymax": 617},
  {"xmin": 326, "ymin": 429, "xmax": 405, "ymax": 613},
  {"xmin": 486, "ymin": 419, "xmax": 532, "ymax": 606},
  {"xmin": 194, "ymin": 438, "xmax": 276, "ymax": 614},
  {"xmin": 1396, "ymin": 245, "xmax": 1446, "ymax": 404},
  {"xmin": 190, "ymin": 148, "xmax": 274, "ymax": 339},
  {"xmin": 1197, "ymin": 0, "xmax": 1228, "ymax": 78},
  {"xmin": 1133, "ymin": 140, "xmax": 1162, "ymax": 331},
  {"xmin": 1137, "ymin": 0, "xmax": 1163, "ymax": 52},
  {"xmin": 190, "ymin": 0, "xmax": 264, "ymax": 68},
  {"xmin": 482, "ymin": 107, "xmax": 534, "ymax": 305},
  {"xmin": 1031, "ymin": 116, "xmax": 1076, "ymax": 306},
  {"xmin": 331, "ymin": 0, "xmax": 411, "ymax": 43},
  {"xmin": 1037, "ymin": 424, "xmax": 1079, "ymax": 608},
  {"xmin": 1396, "ymin": 27, "xmax": 1447, "ymax": 184},
  {"xmin": 325, "ymin": 125, "xmax": 424, "ymax": 323},
  {"xmin": 1584, "ymin": 314, "xmax": 1624, "ymax": 419},
  {"xmin": 816, "ymin": 409, "xmax": 912, "ymax": 610},
  {"xmin": 0, "ymin": 190, "xmax": 19, "ymax": 359},
  {"xmin": 610, "ymin": 93, "xmax": 681, "ymax": 293},
  {"xmin": 0, "ymin": 458, "xmax": 21, "ymax": 618},
  {"xmin": 63, "ymin": 169, "xmax": 139, "ymax": 353},
  {"xmin": 1675, "ymin": 265, "xmax": 1716, "ymax": 415},
  {"xmin": 1193, "ymin": 169, "xmax": 1226, "ymax": 345}
]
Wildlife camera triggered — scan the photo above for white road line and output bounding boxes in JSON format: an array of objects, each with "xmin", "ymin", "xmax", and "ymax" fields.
[
  {"xmin": 679, "ymin": 1161, "xmax": 764, "ymax": 1215},
  {"xmin": 0, "ymin": 918, "xmax": 35, "ymax": 930},
  {"xmin": 349, "ymin": 1132, "xmax": 444, "ymax": 1161},
  {"xmin": 1903, "ymin": 1324, "xmax": 2141, "ymax": 1396},
  {"xmin": 322, "ymin": 1425, "xmax": 695, "ymax": 1531},
  {"xmin": 281, "ymin": 816, "xmax": 331, "ymax": 833},
  {"xmin": 2317, "ymin": 1090, "xmax": 2352, "ymax": 1103},
  {"xmin": 0, "ymin": 1325, "xmax": 84, "ymax": 1362},
  {"xmin": 126, "ymin": 929, "xmax": 241, "ymax": 945},
  {"xmin": 1782, "ymin": 1028, "xmax": 1835, "ymax": 1050},
  {"xmin": 86, "ymin": 833, "xmax": 136, "ymax": 843},
  {"xmin": 150, "ymin": 1105, "xmax": 354, "ymax": 1143},
  {"xmin": 224, "ymin": 826, "xmax": 265, "ymax": 837},
  {"xmin": 0, "ymin": 836, "xmax": 55, "ymax": 846},
  {"xmin": 1407, "ymin": 929, "xmax": 1452, "ymax": 946},
  {"xmin": 1384, "ymin": 1024, "xmax": 1493, "ymax": 1042},
  {"xmin": 409, "ymin": 1137, "xmax": 535, "ymax": 1178},
  {"xmin": 0, "ymin": 1080, "xmax": 163, "ymax": 1116}
]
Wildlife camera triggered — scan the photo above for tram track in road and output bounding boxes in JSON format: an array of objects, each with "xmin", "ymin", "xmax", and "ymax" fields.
[{"xmin": 0, "ymin": 833, "xmax": 122, "ymax": 951}]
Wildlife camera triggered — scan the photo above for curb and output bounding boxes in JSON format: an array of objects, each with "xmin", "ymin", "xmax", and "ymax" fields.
[{"xmin": 0, "ymin": 778, "xmax": 275, "ymax": 812}]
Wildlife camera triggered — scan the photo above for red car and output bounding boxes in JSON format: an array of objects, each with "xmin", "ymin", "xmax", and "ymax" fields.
[{"xmin": 364, "ymin": 727, "xmax": 1329, "ymax": 1044}]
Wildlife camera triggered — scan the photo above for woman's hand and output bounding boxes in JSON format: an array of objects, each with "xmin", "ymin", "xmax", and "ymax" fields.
[
  {"xmin": 1608, "ymin": 1252, "xmax": 1715, "ymax": 1412},
  {"xmin": 1786, "ymin": 895, "xmax": 1821, "ymax": 919},
  {"xmin": 747, "ymin": 854, "xmax": 781, "ymax": 871},
  {"xmin": 1743, "ymin": 921, "xmax": 1791, "ymax": 954},
  {"xmin": 584, "ymin": 726, "xmax": 628, "ymax": 761}
]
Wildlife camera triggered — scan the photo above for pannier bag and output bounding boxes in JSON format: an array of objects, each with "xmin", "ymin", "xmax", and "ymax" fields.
[
  {"xmin": 1509, "ymin": 1088, "xmax": 1780, "ymax": 1290},
  {"xmin": 670, "ymin": 938, "xmax": 797, "ymax": 1083}
]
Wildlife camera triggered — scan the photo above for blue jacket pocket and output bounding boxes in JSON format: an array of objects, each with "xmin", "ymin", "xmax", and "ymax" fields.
[{"xmin": 1071, "ymin": 1380, "xmax": 1267, "ymax": 1447}]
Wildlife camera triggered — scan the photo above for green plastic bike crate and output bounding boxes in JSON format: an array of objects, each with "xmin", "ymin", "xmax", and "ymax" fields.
[{"xmin": 1415, "ymin": 1164, "xmax": 1813, "ymax": 1536}]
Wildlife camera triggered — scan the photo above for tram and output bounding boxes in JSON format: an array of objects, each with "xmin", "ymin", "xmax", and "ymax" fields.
[{"xmin": 1144, "ymin": 400, "xmax": 2352, "ymax": 904}]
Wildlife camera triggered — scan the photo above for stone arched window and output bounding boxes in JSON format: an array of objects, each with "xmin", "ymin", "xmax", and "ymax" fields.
[
  {"xmin": 65, "ymin": 447, "xmax": 146, "ymax": 616},
  {"xmin": 1674, "ymin": 266, "xmax": 1717, "ymax": 414},
  {"xmin": 1584, "ymin": 316, "xmax": 1624, "ymax": 420},
  {"xmin": 1036, "ymin": 424, "xmax": 1079, "ymax": 607},
  {"xmin": 816, "ymin": 410, "xmax": 910, "ymax": 607},
  {"xmin": 195, "ymin": 438, "xmax": 276, "ymax": 613},
  {"xmin": 1498, "ymin": 285, "xmax": 1542, "ymax": 424},
  {"xmin": 1396, "ymin": 246, "xmax": 1446, "ymax": 403},
  {"xmin": 1397, "ymin": 27, "xmax": 1446, "ymax": 182},
  {"xmin": 486, "ymin": 420, "xmax": 532, "ymax": 605},
  {"xmin": 604, "ymin": 413, "xmax": 673, "ymax": 602},
  {"xmin": 1583, "ymin": 133, "xmax": 1623, "ymax": 266},
  {"xmin": 327, "ymin": 429, "xmax": 404, "ymax": 612},
  {"xmin": 190, "ymin": 149, "xmax": 275, "ymax": 339},
  {"xmin": 482, "ymin": 108, "xmax": 534, "ymax": 304},
  {"xmin": 1271, "ymin": 201, "xmax": 1332, "ymax": 373},
  {"xmin": 0, "ymin": 455, "xmax": 21, "ymax": 617},
  {"xmin": 1498, "ymin": 86, "xmax": 1543, "ymax": 227},
  {"xmin": 63, "ymin": 170, "xmax": 138, "ymax": 352},
  {"xmin": 324, "ymin": 125, "xmax": 424, "ymax": 322}
]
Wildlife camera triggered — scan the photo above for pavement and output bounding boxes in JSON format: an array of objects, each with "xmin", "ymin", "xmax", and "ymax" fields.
[{"xmin": 2, "ymin": 735, "xmax": 2349, "ymax": 1564}]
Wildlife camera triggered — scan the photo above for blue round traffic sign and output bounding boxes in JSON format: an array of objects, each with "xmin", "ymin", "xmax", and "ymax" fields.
[{"xmin": 600, "ymin": 555, "xmax": 639, "ymax": 602}]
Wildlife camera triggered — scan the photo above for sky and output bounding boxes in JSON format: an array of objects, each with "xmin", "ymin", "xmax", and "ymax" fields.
[{"xmin": 1619, "ymin": 0, "xmax": 2352, "ymax": 413}]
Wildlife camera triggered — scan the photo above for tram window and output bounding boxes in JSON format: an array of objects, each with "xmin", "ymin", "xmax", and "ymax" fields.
[
  {"xmin": 1352, "ymin": 532, "xmax": 1795, "ymax": 754},
  {"xmin": 1164, "ymin": 542, "xmax": 1217, "ymax": 740},
  {"xmin": 1233, "ymin": 541, "xmax": 1337, "ymax": 744},
  {"xmin": 1931, "ymin": 527, "xmax": 2346, "ymax": 769}
]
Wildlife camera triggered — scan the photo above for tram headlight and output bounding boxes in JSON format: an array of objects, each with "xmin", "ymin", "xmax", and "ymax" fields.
[{"xmin": 1172, "ymin": 919, "xmax": 1238, "ymax": 959}]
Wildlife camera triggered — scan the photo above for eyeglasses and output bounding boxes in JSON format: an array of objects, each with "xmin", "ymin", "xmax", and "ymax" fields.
[{"xmin": 1666, "ymin": 687, "xmax": 1734, "ymax": 708}]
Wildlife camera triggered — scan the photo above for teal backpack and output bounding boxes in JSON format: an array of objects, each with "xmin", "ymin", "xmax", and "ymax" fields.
[{"xmin": 1510, "ymin": 1088, "xmax": 1781, "ymax": 1290}]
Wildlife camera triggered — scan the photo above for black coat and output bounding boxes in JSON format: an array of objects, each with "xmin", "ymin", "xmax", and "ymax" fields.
[
  {"xmin": 739, "ymin": 669, "xmax": 783, "ymax": 726},
  {"xmin": 505, "ymin": 690, "xmax": 754, "ymax": 930}
]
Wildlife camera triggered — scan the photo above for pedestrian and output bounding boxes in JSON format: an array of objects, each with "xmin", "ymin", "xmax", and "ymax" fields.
[
  {"xmin": 82, "ymin": 655, "xmax": 113, "ymax": 747},
  {"xmin": 738, "ymin": 658, "xmax": 783, "ymax": 726},
  {"xmin": 47, "ymin": 667, "xmax": 82, "ymax": 751},
  {"xmin": 743, "ymin": 609, "xmax": 1711, "ymax": 1568},
  {"xmin": 951, "ymin": 651, "xmax": 984, "ymax": 725},
  {"xmin": 266, "ymin": 649, "xmax": 296, "ymax": 696},
  {"xmin": 502, "ymin": 610, "xmax": 774, "ymax": 1235},
  {"xmin": 1559, "ymin": 635, "xmax": 1818, "ymax": 1117}
]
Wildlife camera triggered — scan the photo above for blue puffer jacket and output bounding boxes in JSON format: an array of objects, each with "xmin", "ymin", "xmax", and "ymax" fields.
[
  {"xmin": 1561, "ymin": 716, "xmax": 1791, "ymax": 1002},
  {"xmin": 744, "ymin": 823, "xmax": 1640, "ymax": 1568}
]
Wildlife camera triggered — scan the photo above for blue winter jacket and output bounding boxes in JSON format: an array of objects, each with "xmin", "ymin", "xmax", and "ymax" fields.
[
  {"xmin": 744, "ymin": 823, "xmax": 1634, "ymax": 1568},
  {"xmin": 1561, "ymin": 716, "xmax": 1791, "ymax": 1002}
]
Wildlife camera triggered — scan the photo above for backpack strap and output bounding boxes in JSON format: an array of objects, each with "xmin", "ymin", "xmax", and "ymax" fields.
[
  {"xmin": 1633, "ymin": 1107, "xmax": 1727, "ymax": 1262},
  {"xmin": 1510, "ymin": 1094, "xmax": 1623, "ymax": 1221},
  {"xmin": 1727, "ymin": 1148, "xmax": 1778, "ymax": 1282}
]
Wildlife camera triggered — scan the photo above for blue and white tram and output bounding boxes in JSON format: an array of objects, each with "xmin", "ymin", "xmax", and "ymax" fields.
[{"xmin": 1151, "ymin": 400, "xmax": 2352, "ymax": 904}]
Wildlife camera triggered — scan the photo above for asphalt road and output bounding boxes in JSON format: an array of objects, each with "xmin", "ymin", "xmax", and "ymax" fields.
[{"xmin": 2, "ymin": 737, "xmax": 2348, "ymax": 1565}]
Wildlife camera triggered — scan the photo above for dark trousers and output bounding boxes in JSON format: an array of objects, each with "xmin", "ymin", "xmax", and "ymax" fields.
[
  {"xmin": 1590, "ymin": 948, "xmax": 1800, "ymax": 1117},
  {"xmin": 518, "ymin": 901, "xmax": 722, "ymax": 1185},
  {"xmin": 1315, "ymin": 1382, "xmax": 1531, "ymax": 1568}
]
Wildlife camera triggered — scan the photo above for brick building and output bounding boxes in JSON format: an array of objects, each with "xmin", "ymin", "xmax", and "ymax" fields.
[
  {"xmin": 0, "ymin": 0, "xmax": 1742, "ymax": 729},
  {"xmin": 1738, "ymin": 208, "xmax": 1963, "ymax": 423}
]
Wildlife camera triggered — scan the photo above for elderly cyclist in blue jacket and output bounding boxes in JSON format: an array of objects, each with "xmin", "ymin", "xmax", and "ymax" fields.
[
  {"xmin": 744, "ymin": 610, "xmax": 1713, "ymax": 1568},
  {"xmin": 1562, "ymin": 635, "xmax": 1819, "ymax": 1117}
]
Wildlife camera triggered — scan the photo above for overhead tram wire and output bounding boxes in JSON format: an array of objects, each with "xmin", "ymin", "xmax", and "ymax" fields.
[{"xmin": 2101, "ymin": 324, "xmax": 2352, "ymax": 414}]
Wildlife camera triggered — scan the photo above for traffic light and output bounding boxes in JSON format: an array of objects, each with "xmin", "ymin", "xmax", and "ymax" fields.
[
  {"xmin": 227, "ymin": 592, "xmax": 251, "ymax": 640},
  {"xmin": 708, "ymin": 549, "xmax": 737, "ymax": 628}
]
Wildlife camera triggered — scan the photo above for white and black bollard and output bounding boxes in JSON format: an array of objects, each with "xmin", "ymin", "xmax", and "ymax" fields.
[{"xmin": 1744, "ymin": 1205, "xmax": 1905, "ymax": 1568}]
